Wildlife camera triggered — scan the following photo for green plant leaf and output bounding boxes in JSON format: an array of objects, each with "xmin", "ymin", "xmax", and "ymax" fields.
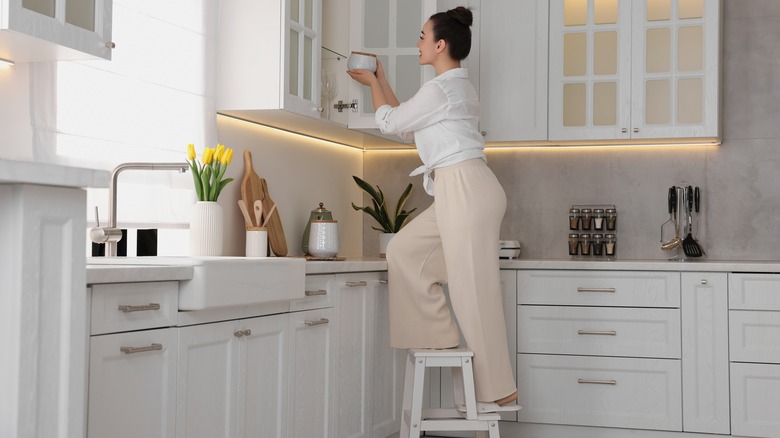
[
  {"xmin": 394, "ymin": 183, "xmax": 414, "ymax": 222},
  {"xmin": 352, "ymin": 176, "xmax": 415, "ymax": 233}
]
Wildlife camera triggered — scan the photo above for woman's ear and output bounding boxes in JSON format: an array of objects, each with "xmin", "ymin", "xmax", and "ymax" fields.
[{"xmin": 435, "ymin": 39, "xmax": 446, "ymax": 54}]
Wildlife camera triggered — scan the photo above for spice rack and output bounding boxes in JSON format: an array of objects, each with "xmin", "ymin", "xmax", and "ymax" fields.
[{"xmin": 568, "ymin": 204, "xmax": 617, "ymax": 258}]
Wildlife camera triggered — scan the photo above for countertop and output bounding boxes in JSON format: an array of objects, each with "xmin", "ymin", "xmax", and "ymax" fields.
[{"xmin": 0, "ymin": 158, "xmax": 109, "ymax": 188}]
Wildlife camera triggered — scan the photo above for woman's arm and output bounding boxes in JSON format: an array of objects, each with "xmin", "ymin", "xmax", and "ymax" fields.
[
  {"xmin": 375, "ymin": 61, "xmax": 400, "ymax": 107},
  {"xmin": 347, "ymin": 60, "xmax": 399, "ymax": 111}
]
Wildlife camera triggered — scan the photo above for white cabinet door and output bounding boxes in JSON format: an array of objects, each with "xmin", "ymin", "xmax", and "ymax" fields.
[
  {"xmin": 238, "ymin": 314, "xmax": 290, "ymax": 438},
  {"xmin": 681, "ymin": 272, "xmax": 729, "ymax": 434},
  {"xmin": 288, "ymin": 307, "xmax": 337, "ymax": 438},
  {"xmin": 177, "ymin": 320, "xmax": 239, "ymax": 438},
  {"xmin": 479, "ymin": 0, "xmax": 547, "ymax": 142},
  {"xmin": 348, "ymin": 0, "xmax": 436, "ymax": 129},
  {"xmin": 731, "ymin": 363, "xmax": 780, "ymax": 438},
  {"xmin": 88, "ymin": 328, "xmax": 178, "ymax": 438},
  {"xmin": 2, "ymin": 0, "xmax": 113, "ymax": 61}
]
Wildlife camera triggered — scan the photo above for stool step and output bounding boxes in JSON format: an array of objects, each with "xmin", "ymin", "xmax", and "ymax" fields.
[{"xmin": 409, "ymin": 347, "xmax": 474, "ymax": 358}]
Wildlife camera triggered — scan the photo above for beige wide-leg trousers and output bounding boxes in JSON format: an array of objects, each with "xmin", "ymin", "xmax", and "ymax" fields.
[{"xmin": 386, "ymin": 158, "xmax": 517, "ymax": 402}]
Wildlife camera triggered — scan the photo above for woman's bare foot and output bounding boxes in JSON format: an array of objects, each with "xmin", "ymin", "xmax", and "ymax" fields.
[{"xmin": 495, "ymin": 390, "xmax": 518, "ymax": 406}]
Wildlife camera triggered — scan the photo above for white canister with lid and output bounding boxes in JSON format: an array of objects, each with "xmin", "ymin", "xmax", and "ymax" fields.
[{"xmin": 308, "ymin": 220, "xmax": 339, "ymax": 258}]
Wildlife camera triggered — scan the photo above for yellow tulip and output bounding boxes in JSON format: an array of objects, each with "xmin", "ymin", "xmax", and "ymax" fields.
[
  {"xmin": 202, "ymin": 147, "xmax": 214, "ymax": 164},
  {"xmin": 216, "ymin": 144, "xmax": 225, "ymax": 161},
  {"xmin": 187, "ymin": 143, "xmax": 196, "ymax": 160},
  {"xmin": 221, "ymin": 148, "xmax": 234, "ymax": 165}
]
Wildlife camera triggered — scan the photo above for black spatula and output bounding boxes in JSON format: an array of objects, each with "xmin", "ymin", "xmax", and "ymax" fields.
[{"xmin": 682, "ymin": 185, "xmax": 703, "ymax": 257}]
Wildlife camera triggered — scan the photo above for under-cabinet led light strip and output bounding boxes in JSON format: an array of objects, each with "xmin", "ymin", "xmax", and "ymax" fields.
[{"xmin": 0, "ymin": 57, "xmax": 15, "ymax": 67}]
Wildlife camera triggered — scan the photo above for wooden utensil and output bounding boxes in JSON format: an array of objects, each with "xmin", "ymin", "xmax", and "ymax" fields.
[
  {"xmin": 240, "ymin": 150, "xmax": 264, "ymax": 225},
  {"xmin": 253, "ymin": 200, "xmax": 263, "ymax": 228},
  {"xmin": 260, "ymin": 177, "xmax": 288, "ymax": 256},
  {"xmin": 237, "ymin": 200, "xmax": 254, "ymax": 229}
]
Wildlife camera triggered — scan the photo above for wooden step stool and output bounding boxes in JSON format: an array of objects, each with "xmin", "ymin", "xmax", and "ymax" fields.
[{"xmin": 400, "ymin": 348, "xmax": 501, "ymax": 438}]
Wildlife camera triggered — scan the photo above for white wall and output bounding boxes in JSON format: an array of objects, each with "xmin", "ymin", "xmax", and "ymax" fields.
[{"xmin": 0, "ymin": 64, "xmax": 33, "ymax": 161}]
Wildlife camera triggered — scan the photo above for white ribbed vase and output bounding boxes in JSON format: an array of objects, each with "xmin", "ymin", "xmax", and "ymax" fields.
[
  {"xmin": 379, "ymin": 232, "xmax": 395, "ymax": 258},
  {"xmin": 189, "ymin": 201, "xmax": 224, "ymax": 256}
]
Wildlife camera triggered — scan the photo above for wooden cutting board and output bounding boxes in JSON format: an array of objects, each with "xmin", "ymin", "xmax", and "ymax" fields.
[{"xmin": 240, "ymin": 150, "xmax": 288, "ymax": 256}]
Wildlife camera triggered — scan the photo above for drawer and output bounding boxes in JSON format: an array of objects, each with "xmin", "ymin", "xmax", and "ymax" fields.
[
  {"xmin": 90, "ymin": 282, "xmax": 178, "ymax": 335},
  {"xmin": 731, "ymin": 362, "xmax": 780, "ymax": 438},
  {"xmin": 730, "ymin": 310, "xmax": 780, "ymax": 364},
  {"xmin": 518, "ymin": 270, "xmax": 680, "ymax": 308},
  {"xmin": 729, "ymin": 273, "xmax": 780, "ymax": 310},
  {"xmin": 517, "ymin": 353, "xmax": 682, "ymax": 431},
  {"xmin": 291, "ymin": 274, "xmax": 336, "ymax": 312},
  {"xmin": 518, "ymin": 306, "xmax": 681, "ymax": 358}
]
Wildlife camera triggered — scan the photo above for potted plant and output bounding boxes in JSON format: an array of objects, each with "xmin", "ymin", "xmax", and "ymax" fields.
[{"xmin": 351, "ymin": 175, "xmax": 416, "ymax": 257}]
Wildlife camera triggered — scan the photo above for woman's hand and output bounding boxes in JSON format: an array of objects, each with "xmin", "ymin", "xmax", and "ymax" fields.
[
  {"xmin": 347, "ymin": 69, "xmax": 378, "ymax": 86},
  {"xmin": 375, "ymin": 59, "xmax": 387, "ymax": 82}
]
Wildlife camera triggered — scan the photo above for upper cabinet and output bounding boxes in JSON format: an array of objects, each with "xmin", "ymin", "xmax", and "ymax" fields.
[
  {"xmin": 548, "ymin": 0, "xmax": 721, "ymax": 143},
  {"xmin": 479, "ymin": 0, "xmax": 548, "ymax": 142},
  {"xmin": 217, "ymin": 0, "xmax": 321, "ymax": 120},
  {"xmin": 0, "ymin": 0, "xmax": 113, "ymax": 62}
]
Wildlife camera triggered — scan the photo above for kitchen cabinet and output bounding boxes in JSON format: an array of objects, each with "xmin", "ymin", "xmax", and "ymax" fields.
[
  {"xmin": 0, "ymin": 0, "xmax": 113, "ymax": 62},
  {"xmin": 334, "ymin": 272, "xmax": 404, "ymax": 438},
  {"xmin": 516, "ymin": 270, "xmax": 683, "ymax": 431},
  {"xmin": 478, "ymin": 0, "xmax": 547, "ymax": 142},
  {"xmin": 177, "ymin": 313, "xmax": 290, "ymax": 438},
  {"xmin": 548, "ymin": 0, "xmax": 721, "ymax": 143},
  {"xmin": 88, "ymin": 281, "xmax": 179, "ymax": 438},
  {"xmin": 729, "ymin": 273, "xmax": 780, "ymax": 438}
]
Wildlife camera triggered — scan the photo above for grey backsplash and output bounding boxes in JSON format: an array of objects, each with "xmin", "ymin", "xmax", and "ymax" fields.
[{"xmin": 362, "ymin": 0, "xmax": 780, "ymax": 261}]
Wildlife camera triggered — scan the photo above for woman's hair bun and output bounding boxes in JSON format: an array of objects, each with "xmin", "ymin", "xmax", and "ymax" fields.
[{"xmin": 447, "ymin": 6, "xmax": 473, "ymax": 28}]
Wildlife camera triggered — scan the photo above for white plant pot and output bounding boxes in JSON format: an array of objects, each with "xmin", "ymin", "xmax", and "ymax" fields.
[
  {"xmin": 379, "ymin": 232, "xmax": 395, "ymax": 258},
  {"xmin": 189, "ymin": 201, "xmax": 224, "ymax": 256}
]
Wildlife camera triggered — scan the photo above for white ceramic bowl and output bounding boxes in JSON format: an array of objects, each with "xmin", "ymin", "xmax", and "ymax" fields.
[{"xmin": 347, "ymin": 51, "xmax": 377, "ymax": 73}]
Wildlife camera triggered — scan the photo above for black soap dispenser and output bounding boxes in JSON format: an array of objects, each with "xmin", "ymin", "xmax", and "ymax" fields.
[{"xmin": 302, "ymin": 202, "xmax": 333, "ymax": 255}]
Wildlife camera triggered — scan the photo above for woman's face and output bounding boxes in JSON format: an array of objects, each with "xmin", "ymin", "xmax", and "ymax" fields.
[{"xmin": 417, "ymin": 19, "xmax": 441, "ymax": 65}]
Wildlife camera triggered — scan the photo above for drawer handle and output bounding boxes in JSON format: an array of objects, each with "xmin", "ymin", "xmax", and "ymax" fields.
[
  {"xmin": 578, "ymin": 379, "xmax": 617, "ymax": 385},
  {"xmin": 576, "ymin": 287, "xmax": 616, "ymax": 293},
  {"xmin": 120, "ymin": 343, "xmax": 163, "ymax": 354},
  {"xmin": 118, "ymin": 303, "xmax": 161, "ymax": 313},
  {"xmin": 234, "ymin": 329, "xmax": 252, "ymax": 337},
  {"xmin": 346, "ymin": 281, "xmax": 368, "ymax": 287},
  {"xmin": 305, "ymin": 289, "xmax": 328, "ymax": 296},
  {"xmin": 577, "ymin": 330, "xmax": 617, "ymax": 336},
  {"xmin": 379, "ymin": 279, "xmax": 388, "ymax": 284},
  {"xmin": 305, "ymin": 318, "xmax": 330, "ymax": 326}
]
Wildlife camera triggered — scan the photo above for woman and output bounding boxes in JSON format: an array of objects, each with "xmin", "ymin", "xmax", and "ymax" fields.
[{"xmin": 348, "ymin": 7, "xmax": 518, "ymax": 409}]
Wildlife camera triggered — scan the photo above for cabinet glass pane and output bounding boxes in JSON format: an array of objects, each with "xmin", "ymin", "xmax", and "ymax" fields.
[
  {"xmin": 22, "ymin": 0, "xmax": 55, "ymax": 18},
  {"xmin": 593, "ymin": 82, "xmax": 617, "ymax": 126},
  {"xmin": 304, "ymin": 36, "xmax": 313, "ymax": 100},
  {"xmin": 564, "ymin": 33, "xmax": 587, "ymax": 77},
  {"xmin": 677, "ymin": 78, "xmax": 702, "ymax": 123},
  {"xmin": 678, "ymin": 26, "xmax": 703, "ymax": 71},
  {"xmin": 645, "ymin": 79, "xmax": 670, "ymax": 124},
  {"xmin": 564, "ymin": 0, "xmax": 587, "ymax": 26},
  {"xmin": 563, "ymin": 83, "xmax": 587, "ymax": 126},
  {"xmin": 289, "ymin": 30, "xmax": 299, "ymax": 96},
  {"xmin": 593, "ymin": 31, "xmax": 617, "ymax": 75},
  {"xmin": 305, "ymin": 0, "xmax": 313, "ymax": 28},
  {"xmin": 679, "ymin": 0, "xmax": 704, "ymax": 19},
  {"xmin": 396, "ymin": 55, "xmax": 422, "ymax": 102},
  {"xmin": 291, "ymin": 0, "xmax": 300, "ymax": 24},
  {"xmin": 397, "ymin": 0, "xmax": 422, "ymax": 48},
  {"xmin": 594, "ymin": 0, "xmax": 618, "ymax": 24},
  {"xmin": 646, "ymin": 28, "xmax": 671, "ymax": 73},
  {"xmin": 646, "ymin": 0, "xmax": 671, "ymax": 21},
  {"xmin": 365, "ymin": 0, "xmax": 390, "ymax": 48},
  {"xmin": 66, "ymin": 0, "xmax": 95, "ymax": 31}
]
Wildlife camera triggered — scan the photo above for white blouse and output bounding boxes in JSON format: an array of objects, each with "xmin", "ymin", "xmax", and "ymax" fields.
[{"xmin": 374, "ymin": 67, "xmax": 485, "ymax": 196}]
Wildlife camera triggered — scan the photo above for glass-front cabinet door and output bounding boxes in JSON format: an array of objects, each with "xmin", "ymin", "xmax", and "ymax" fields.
[
  {"xmin": 4, "ymin": 0, "xmax": 113, "ymax": 60},
  {"xmin": 348, "ymin": 0, "xmax": 437, "ymax": 130},
  {"xmin": 549, "ymin": 0, "xmax": 720, "ymax": 143},
  {"xmin": 284, "ymin": 0, "xmax": 322, "ymax": 118}
]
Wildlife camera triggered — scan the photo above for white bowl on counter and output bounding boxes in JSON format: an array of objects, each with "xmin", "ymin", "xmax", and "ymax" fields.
[{"xmin": 499, "ymin": 240, "xmax": 522, "ymax": 259}]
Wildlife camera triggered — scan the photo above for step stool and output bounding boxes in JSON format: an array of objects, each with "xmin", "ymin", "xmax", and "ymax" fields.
[{"xmin": 400, "ymin": 348, "xmax": 501, "ymax": 438}]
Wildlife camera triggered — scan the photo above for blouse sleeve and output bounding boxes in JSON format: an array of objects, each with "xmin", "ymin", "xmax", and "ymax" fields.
[{"xmin": 374, "ymin": 81, "xmax": 448, "ymax": 137}]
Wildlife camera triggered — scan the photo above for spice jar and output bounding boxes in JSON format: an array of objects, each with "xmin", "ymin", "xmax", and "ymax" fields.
[
  {"xmin": 579, "ymin": 233, "xmax": 591, "ymax": 255},
  {"xmin": 593, "ymin": 209, "xmax": 605, "ymax": 230},
  {"xmin": 569, "ymin": 208, "xmax": 581, "ymax": 230},
  {"xmin": 581, "ymin": 208, "xmax": 592, "ymax": 230},
  {"xmin": 592, "ymin": 234, "xmax": 604, "ymax": 256},
  {"xmin": 606, "ymin": 208, "xmax": 617, "ymax": 231},
  {"xmin": 605, "ymin": 234, "xmax": 616, "ymax": 257},
  {"xmin": 568, "ymin": 233, "xmax": 580, "ymax": 256}
]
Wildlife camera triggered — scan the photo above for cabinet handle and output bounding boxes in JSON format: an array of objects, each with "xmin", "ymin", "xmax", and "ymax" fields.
[
  {"xmin": 576, "ymin": 287, "xmax": 616, "ymax": 293},
  {"xmin": 633, "ymin": 128, "xmax": 639, "ymax": 133},
  {"xmin": 234, "ymin": 329, "xmax": 252, "ymax": 337},
  {"xmin": 120, "ymin": 343, "xmax": 163, "ymax": 354},
  {"xmin": 305, "ymin": 318, "xmax": 330, "ymax": 326},
  {"xmin": 305, "ymin": 289, "xmax": 328, "ymax": 296},
  {"xmin": 577, "ymin": 330, "xmax": 617, "ymax": 336},
  {"xmin": 379, "ymin": 279, "xmax": 388, "ymax": 284},
  {"xmin": 621, "ymin": 128, "xmax": 627, "ymax": 133},
  {"xmin": 118, "ymin": 303, "xmax": 161, "ymax": 313},
  {"xmin": 346, "ymin": 281, "xmax": 368, "ymax": 287},
  {"xmin": 700, "ymin": 279, "xmax": 708, "ymax": 285},
  {"xmin": 577, "ymin": 379, "xmax": 616, "ymax": 385}
]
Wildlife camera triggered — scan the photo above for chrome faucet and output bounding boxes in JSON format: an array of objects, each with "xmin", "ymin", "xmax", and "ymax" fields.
[{"xmin": 90, "ymin": 162, "xmax": 189, "ymax": 257}]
